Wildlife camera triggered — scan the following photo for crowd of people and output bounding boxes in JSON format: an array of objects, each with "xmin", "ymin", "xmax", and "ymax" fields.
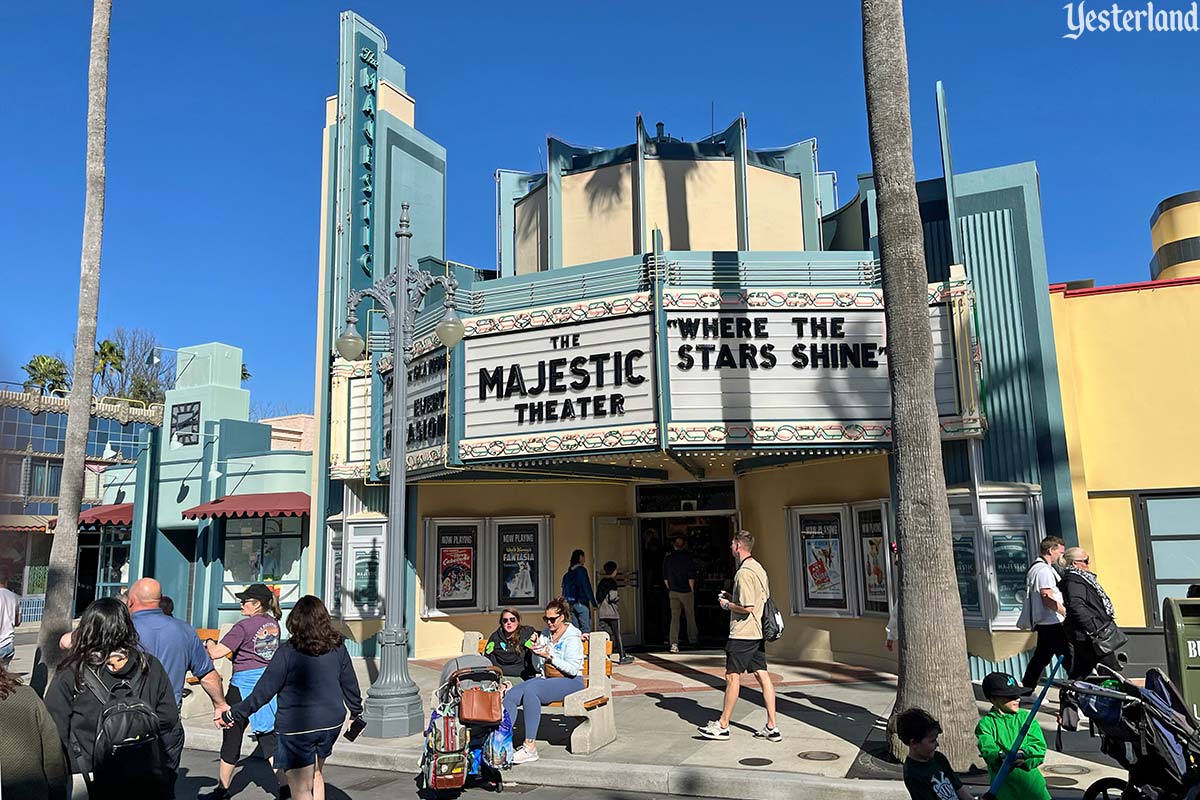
[
  {"xmin": 0, "ymin": 527, "xmax": 1144, "ymax": 798},
  {"xmin": 0, "ymin": 580, "xmax": 362, "ymax": 800}
]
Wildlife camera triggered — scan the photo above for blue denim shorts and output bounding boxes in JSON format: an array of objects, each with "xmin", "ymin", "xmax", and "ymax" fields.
[
  {"xmin": 0, "ymin": 641, "xmax": 14, "ymax": 663},
  {"xmin": 275, "ymin": 727, "xmax": 340, "ymax": 771}
]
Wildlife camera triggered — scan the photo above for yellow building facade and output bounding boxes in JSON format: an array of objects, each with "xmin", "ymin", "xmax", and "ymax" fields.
[{"xmin": 1050, "ymin": 193, "xmax": 1200, "ymax": 666}]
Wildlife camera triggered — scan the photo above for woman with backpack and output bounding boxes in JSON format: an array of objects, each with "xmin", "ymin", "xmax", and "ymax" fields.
[
  {"xmin": 222, "ymin": 595, "xmax": 363, "ymax": 800},
  {"xmin": 45, "ymin": 596, "xmax": 178, "ymax": 800},
  {"xmin": 201, "ymin": 583, "xmax": 287, "ymax": 800}
]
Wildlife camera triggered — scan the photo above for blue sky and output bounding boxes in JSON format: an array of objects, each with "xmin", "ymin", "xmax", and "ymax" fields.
[{"xmin": 1, "ymin": 1, "xmax": 1196, "ymax": 412}]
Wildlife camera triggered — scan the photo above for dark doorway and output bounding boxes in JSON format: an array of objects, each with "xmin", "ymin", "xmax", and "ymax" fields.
[
  {"xmin": 75, "ymin": 533, "xmax": 100, "ymax": 617},
  {"xmin": 638, "ymin": 514, "xmax": 737, "ymax": 649}
]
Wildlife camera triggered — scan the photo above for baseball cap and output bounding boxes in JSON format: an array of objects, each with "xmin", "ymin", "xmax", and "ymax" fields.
[
  {"xmin": 234, "ymin": 583, "xmax": 276, "ymax": 604},
  {"xmin": 982, "ymin": 672, "xmax": 1032, "ymax": 699}
]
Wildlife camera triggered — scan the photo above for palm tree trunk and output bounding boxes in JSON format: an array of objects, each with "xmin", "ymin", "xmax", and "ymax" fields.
[
  {"xmin": 33, "ymin": 0, "xmax": 112, "ymax": 692},
  {"xmin": 861, "ymin": 0, "xmax": 981, "ymax": 768}
]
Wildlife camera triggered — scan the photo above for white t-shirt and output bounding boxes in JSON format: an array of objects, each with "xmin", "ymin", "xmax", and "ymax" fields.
[
  {"xmin": 0, "ymin": 587, "xmax": 19, "ymax": 648},
  {"xmin": 1026, "ymin": 561, "xmax": 1064, "ymax": 626}
]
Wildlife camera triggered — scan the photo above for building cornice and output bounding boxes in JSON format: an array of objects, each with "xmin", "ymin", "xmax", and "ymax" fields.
[{"xmin": 0, "ymin": 390, "xmax": 163, "ymax": 426}]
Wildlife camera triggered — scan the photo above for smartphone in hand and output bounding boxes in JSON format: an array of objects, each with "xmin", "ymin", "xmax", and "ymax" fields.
[{"xmin": 344, "ymin": 717, "xmax": 367, "ymax": 742}]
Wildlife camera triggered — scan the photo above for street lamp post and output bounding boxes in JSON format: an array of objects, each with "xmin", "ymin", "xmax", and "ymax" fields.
[{"xmin": 335, "ymin": 202, "xmax": 465, "ymax": 738}]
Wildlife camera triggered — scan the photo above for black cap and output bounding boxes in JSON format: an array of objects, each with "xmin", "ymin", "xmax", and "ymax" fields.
[
  {"xmin": 234, "ymin": 583, "xmax": 275, "ymax": 605},
  {"xmin": 982, "ymin": 672, "xmax": 1032, "ymax": 699}
]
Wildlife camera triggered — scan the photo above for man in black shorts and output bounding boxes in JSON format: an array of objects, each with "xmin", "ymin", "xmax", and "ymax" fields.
[{"xmin": 697, "ymin": 530, "xmax": 780, "ymax": 742}]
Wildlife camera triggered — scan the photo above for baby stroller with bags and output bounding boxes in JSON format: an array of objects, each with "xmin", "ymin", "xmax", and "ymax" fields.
[
  {"xmin": 1057, "ymin": 668, "xmax": 1200, "ymax": 800},
  {"xmin": 419, "ymin": 654, "xmax": 511, "ymax": 796}
]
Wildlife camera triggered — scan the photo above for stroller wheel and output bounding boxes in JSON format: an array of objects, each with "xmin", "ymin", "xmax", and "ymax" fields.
[{"xmin": 1083, "ymin": 777, "xmax": 1129, "ymax": 800}]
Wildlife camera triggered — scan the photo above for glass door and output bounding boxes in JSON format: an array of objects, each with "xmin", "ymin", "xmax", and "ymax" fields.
[{"xmin": 592, "ymin": 516, "xmax": 641, "ymax": 645}]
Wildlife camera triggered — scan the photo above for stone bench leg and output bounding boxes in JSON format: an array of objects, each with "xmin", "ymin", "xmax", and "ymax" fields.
[{"xmin": 569, "ymin": 704, "xmax": 616, "ymax": 755}]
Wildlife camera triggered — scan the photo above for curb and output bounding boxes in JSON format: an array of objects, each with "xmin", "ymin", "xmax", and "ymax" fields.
[{"xmin": 182, "ymin": 726, "xmax": 907, "ymax": 800}]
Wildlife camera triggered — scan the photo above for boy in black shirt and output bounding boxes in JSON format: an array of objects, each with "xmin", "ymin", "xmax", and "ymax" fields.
[{"xmin": 898, "ymin": 708, "xmax": 976, "ymax": 800}]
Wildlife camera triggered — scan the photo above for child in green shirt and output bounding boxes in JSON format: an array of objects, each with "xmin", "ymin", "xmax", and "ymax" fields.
[
  {"xmin": 975, "ymin": 672, "xmax": 1051, "ymax": 800},
  {"xmin": 897, "ymin": 708, "xmax": 976, "ymax": 800}
]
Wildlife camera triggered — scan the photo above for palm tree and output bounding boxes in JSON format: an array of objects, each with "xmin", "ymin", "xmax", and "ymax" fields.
[
  {"xmin": 94, "ymin": 338, "xmax": 125, "ymax": 393},
  {"xmin": 34, "ymin": 0, "xmax": 112, "ymax": 691},
  {"xmin": 21, "ymin": 355, "xmax": 70, "ymax": 394},
  {"xmin": 861, "ymin": 0, "xmax": 980, "ymax": 767}
]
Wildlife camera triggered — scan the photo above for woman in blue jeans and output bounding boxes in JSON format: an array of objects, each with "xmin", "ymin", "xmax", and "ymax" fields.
[
  {"xmin": 561, "ymin": 549, "xmax": 597, "ymax": 633},
  {"xmin": 505, "ymin": 597, "xmax": 585, "ymax": 765}
]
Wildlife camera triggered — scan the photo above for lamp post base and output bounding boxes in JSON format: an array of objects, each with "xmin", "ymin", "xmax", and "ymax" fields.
[{"xmin": 362, "ymin": 686, "xmax": 425, "ymax": 739}]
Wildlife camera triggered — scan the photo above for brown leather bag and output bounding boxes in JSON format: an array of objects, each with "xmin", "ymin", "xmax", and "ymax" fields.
[{"xmin": 458, "ymin": 686, "xmax": 503, "ymax": 724}]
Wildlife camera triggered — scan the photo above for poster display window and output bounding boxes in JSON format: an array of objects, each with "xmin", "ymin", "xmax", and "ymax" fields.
[
  {"xmin": 856, "ymin": 507, "xmax": 890, "ymax": 615},
  {"xmin": 423, "ymin": 516, "xmax": 552, "ymax": 616}
]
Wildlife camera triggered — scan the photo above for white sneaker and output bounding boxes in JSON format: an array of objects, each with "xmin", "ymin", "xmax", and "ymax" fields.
[
  {"xmin": 670, "ymin": 644, "xmax": 680, "ymax": 654},
  {"xmin": 511, "ymin": 745, "xmax": 539, "ymax": 764},
  {"xmin": 754, "ymin": 725, "xmax": 782, "ymax": 742},
  {"xmin": 697, "ymin": 720, "xmax": 730, "ymax": 740}
]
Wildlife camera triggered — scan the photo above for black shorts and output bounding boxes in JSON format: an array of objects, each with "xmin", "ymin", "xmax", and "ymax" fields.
[
  {"xmin": 725, "ymin": 638, "xmax": 767, "ymax": 674},
  {"xmin": 275, "ymin": 727, "xmax": 340, "ymax": 771}
]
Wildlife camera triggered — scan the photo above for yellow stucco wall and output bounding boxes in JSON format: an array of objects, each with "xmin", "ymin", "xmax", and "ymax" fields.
[
  {"xmin": 1052, "ymin": 283, "xmax": 1200, "ymax": 491},
  {"xmin": 1086, "ymin": 496, "xmax": 1147, "ymax": 627},
  {"xmin": 514, "ymin": 185, "xmax": 548, "ymax": 274},
  {"xmin": 378, "ymin": 80, "xmax": 415, "ymax": 127},
  {"xmin": 412, "ymin": 480, "xmax": 630, "ymax": 659},
  {"xmin": 643, "ymin": 159, "xmax": 738, "ymax": 251},
  {"xmin": 737, "ymin": 455, "xmax": 897, "ymax": 669},
  {"xmin": 1151, "ymin": 202, "xmax": 1200, "ymax": 252},
  {"xmin": 747, "ymin": 166, "xmax": 804, "ymax": 251},
  {"xmin": 562, "ymin": 164, "xmax": 635, "ymax": 266},
  {"xmin": 1050, "ymin": 281, "xmax": 1200, "ymax": 627}
]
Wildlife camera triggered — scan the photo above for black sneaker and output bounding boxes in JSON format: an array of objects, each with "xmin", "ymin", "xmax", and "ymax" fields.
[
  {"xmin": 278, "ymin": 786, "xmax": 292, "ymax": 800},
  {"xmin": 199, "ymin": 788, "xmax": 231, "ymax": 800}
]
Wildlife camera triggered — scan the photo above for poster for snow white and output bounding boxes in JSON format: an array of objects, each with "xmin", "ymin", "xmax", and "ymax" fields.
[
  {"xmin": 437, "ymin": 527, "xmax": 477, "ymax": 607},
  {"xmin": 498, "ymin": 524, "xmax": 540, "ymax": 606}
]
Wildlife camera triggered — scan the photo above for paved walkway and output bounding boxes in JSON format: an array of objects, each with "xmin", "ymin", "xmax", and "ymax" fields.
[{"xmin": 7, "ymin": 633, "xmax": 1126, "ymax": 798}]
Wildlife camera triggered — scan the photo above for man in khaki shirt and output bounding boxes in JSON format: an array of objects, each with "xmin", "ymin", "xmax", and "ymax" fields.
[{"xmin": 697, "ymin": 530, "xmax": 780, "ymax": 742}]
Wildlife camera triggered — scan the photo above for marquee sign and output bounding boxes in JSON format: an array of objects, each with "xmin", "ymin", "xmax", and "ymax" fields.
[
  {"xmin": 663, "ymin": 286, "xmax": 977, "ymax": 446},
  {"xmin": 460, "ymin": 296, "xmax": 657, "ymax": 461}
]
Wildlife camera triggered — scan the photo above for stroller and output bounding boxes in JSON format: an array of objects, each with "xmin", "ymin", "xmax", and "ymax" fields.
[
  {"xmin": 1058, "ymin": 668, "xmax": 1200, "ymax": 800},
  {"xmin": 419, "ymin": 655, "xmax": 510, "ymax": 796}
]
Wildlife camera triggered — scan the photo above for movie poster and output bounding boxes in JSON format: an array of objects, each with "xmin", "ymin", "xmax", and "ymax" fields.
[
  {"xmin": 953, "ymin": 534, "xmax": 982, "ymax": 616},
  {"xmin": 799, "ymin": 513, "xmax": 846, "ymax": 609},
  {"xmin": 436, "ymin": 525, "xmax": 477, "ymax": 609},
  {"xmin": 992, "ymin": 534, "xmax": 1030, "ymax": 612},
  {"xmin": 498, "ymin": 522, "xmax": 540, "ymax": 606},
  {"xmin": 858, "ymin": 509, "xmax": 889, "ymax": 614}
]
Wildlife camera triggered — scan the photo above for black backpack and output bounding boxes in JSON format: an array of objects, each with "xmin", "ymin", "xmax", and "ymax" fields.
[
  {"xmin": 744, "ymin": 565, "xmax": 785, "ymax": 643},
  {"xmin": 74, "ymin": 665, "xmax": 169, "ymax": 790}
]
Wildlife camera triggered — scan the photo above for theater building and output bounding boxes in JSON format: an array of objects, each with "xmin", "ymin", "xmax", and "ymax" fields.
[{"xmin": 308, "ymin": 13, "xmax": 1083, "ymax": 675}]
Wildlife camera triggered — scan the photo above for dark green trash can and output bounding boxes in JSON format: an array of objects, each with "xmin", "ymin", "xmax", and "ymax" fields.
[{"xmin": 1162, "ymin": 597, "xmax": 1200, "ymax": 718}]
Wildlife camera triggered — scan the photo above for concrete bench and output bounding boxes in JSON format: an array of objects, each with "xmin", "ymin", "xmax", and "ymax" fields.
[{"xmin": 462, "ymin": 630, "xmax": 616, "ymax": 755}]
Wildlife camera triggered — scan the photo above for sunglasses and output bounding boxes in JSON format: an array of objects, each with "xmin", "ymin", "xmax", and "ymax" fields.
[
  {"xmin": 1078, "ymin": 558, "xmax": 1090, "ymax": 565},
  {"xmin": 501, "ymin": 617, "xmax": 518, "ymax": 624},
  {"xmin": 543, "ymin": 615, "xmax": 562, "ymax": 623}
]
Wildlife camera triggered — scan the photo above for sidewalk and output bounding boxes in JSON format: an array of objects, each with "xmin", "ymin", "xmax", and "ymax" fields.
[
  {"xmin": 5, "ymin": 638, "xmax": 1125, "ymax": 799},
  {"xmin": 184, "ymin": 650, "xmax": 1124, "ymax": 800}
]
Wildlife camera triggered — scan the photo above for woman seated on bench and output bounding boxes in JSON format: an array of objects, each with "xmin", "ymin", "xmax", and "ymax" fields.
[
  {"xmin": 503, "ymin": 597, "xmax": 584, "ymax": 765},
  {"xmin": 484, "ymin": 607, "xmax": 537, "ymax": 682}
]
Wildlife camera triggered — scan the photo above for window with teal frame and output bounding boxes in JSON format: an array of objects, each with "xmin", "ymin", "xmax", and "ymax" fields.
[{"xmin": 221, "ymin": 516, "xmax": 305, "ymax": 608}]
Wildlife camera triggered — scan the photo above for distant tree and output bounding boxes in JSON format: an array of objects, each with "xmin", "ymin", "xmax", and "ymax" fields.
[
  {"xmin": 241, "ymin": 363, "xmax": 251, "ymax": 382},
  {"xmin": 95, "ymin": 327, "xmax": 171, "ymax": 404},
  {"xmin": 22, "ymin": 355, "xmax": 70, "ymax": 394},
  {"xmin": 250, "ymin": 399, "xmax": 311, "ymax": 423},
  {"xmin": 93, "ymin": 338, "xmax": 125, "ymax": 392}
]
